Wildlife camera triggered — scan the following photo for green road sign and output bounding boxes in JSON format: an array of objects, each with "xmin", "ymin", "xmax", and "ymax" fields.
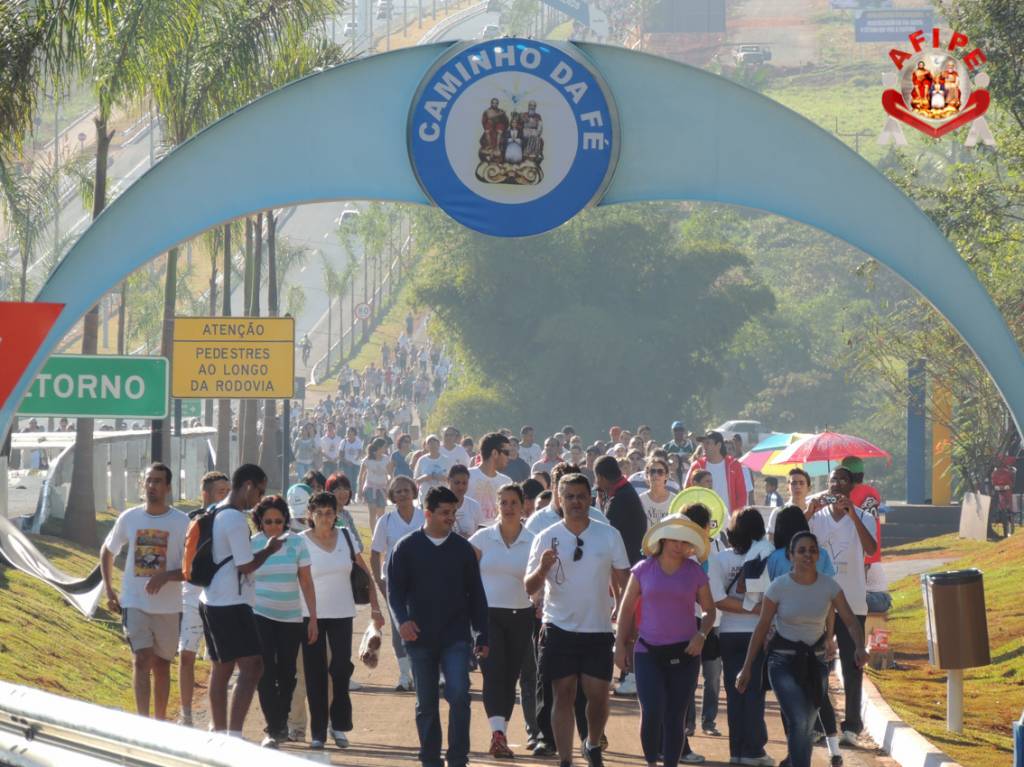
[
  {"xmin": 19, "ymin": 355, "xmax": 169, "ymax": 419},
  {"xmin": 179, "ymin": 399, "xmax": 202, "ymax": 419}
]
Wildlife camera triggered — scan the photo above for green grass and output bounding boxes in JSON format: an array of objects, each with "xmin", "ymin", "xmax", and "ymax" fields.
[
  {"xmin": 548, "ymin": 21, "xmax": 573, "ymax": 41},
  {"xmin": 764, "ymin": 78, "xmax": 934, "ymax": 166},
  {"xmin": 0, "ymin": 510, "xmax": 207, "ymax": 714},
  {"xmin": 883, "ymin": 531, "xmax": 991, "ymax": 561},
  {"xmin": 310, "ymin": 281, "xmax": 418, "ymax": 393},
  {"xmin": 869, "ymin": 532, "xmax": 1024, "ymax": 766},
  {"xmin": 0, "ymin": 519, "xmax": 134, "ymax": 711}
]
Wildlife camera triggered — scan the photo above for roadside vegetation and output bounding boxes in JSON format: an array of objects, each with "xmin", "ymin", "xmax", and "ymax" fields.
[{"xmin": 870, "ymin": 532, "xmax": 1024, "ymax": 767}]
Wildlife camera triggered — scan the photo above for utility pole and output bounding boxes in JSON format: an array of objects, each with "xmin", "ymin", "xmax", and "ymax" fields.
[{"xmin": 53, "ymin": 94, "xmax": 59, "ymax": 258}]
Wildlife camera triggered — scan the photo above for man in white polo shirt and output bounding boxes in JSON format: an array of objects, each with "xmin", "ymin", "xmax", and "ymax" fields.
[
  {"xmin": 526, "ymin": 473, "xmax": 630, "ymax": 767},
  {"xmin": 804, "ymin": 466, "xmax": 878, "ymax": 746}
]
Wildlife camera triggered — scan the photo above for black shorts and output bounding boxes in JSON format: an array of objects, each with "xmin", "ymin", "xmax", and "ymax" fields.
[
  {"xmin": 199, "ymin": 603, "xmax": 262, "ymax": 663},
  {"xmin": 538, "ymin": 623, "xmax": 614, "ymax": 682}
]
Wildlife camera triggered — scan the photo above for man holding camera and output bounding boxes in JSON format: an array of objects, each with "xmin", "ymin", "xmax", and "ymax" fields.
[{"xmin": 804, "ymin": 467, "xmax": 878, "ymax": 747}]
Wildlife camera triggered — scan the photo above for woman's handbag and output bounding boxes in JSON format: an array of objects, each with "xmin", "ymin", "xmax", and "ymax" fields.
[{"xmin": 342, "ymin": 527, "xmax": 372, "ymax": 605}]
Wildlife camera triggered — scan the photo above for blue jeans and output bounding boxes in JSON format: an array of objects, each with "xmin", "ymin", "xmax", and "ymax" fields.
[
  {"xmin": 407, "ymin": 641, "xmax": 472, "ymax": 767},
  {"xmin": 634, "ymin": 651, "xmax": 700, "ymax": 767},
  {"xmin": 720, "ymin": 632, "xmax": 768, "ymax": 759},
  {"xmin": 685, "ymin": 655, "xmax": 723, "ymax": 731},
  {"xmin": 768, "ymin": 651, "xmax": 828, "ymax": 767}
]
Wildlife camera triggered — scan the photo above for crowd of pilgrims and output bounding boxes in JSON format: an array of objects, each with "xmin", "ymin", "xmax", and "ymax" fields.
[{"xmin": 101, "ymin": 421, "xmax": 889, "ymax": 767}]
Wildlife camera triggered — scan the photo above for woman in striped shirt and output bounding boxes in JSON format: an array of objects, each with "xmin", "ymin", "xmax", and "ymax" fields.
[{"xmin": 251, "ymin": 495, "xmax": 318, "ymax": 749}]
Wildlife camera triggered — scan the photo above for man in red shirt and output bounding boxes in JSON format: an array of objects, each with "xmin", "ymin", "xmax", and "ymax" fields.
[{"xmin": 684, "ymin": 431, "xmax": 751, "ymax": 513}]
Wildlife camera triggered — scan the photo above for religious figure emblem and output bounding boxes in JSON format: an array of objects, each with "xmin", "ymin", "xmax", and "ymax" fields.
[
  {"xmin": 476, "ymin": 98, "xmax": 545, "ymax": 185},
  {"xmin": 878, "ymin": 27, "xmax": 994, "ymax": 147}
]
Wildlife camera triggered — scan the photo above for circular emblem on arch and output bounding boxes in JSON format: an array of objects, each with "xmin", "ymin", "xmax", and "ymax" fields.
[{"xmin": 408, "ymin": 38, "xmax": 619, "ymax": 237}]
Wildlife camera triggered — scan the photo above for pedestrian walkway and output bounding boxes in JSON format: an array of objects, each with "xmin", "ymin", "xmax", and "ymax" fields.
[{"xmin": 183, "ymin": 501, "xmax": 898, "ymax": 767}]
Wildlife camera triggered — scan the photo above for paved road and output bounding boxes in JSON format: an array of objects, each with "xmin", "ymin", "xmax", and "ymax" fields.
[
  {"xmin": 180, "ymin": 498, "xmax": 895, "ymax": 767},
  {"xmin": 442, "ymin": 8, "xmax": 496, "ymax": 41},
  {"xmin": 727, "ymin": 0, "xmax": 823, "ymax": 68},
  {"xmin": 881, "ymin": 556, "xmax": 955, "ymax": 583}
]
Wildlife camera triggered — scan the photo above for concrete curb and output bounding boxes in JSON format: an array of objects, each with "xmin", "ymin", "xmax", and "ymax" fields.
[{"xmin": 861, "ymin": 675, "xmax": 962, "ymax": 767}]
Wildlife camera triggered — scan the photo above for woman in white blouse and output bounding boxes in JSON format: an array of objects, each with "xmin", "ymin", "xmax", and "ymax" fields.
[
  {"xmin": 470, "ymin": 484, "xmax": 536, "ymax": 760},
  {"xmin": 300, "ymin": 491, "xmax": 384, "ymax": 751}
]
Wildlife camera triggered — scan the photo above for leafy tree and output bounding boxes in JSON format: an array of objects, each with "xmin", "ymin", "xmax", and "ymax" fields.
[{"xmin": 410, "ymin": 204, "xmax": 775, "ymax": 436}]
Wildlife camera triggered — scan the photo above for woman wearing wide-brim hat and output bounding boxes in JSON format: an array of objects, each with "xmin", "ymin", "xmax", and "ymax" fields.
[{"xmin": 614, "ymin": 517, "xmax": 717, "ymax": 767}]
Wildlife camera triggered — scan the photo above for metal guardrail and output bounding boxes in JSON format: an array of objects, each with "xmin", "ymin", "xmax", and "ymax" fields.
[
  {"xmin": 418, "ymin": 0, "xmax": 486, "ymax": 43},
  {"xmin": 309, "ymin": 233, "xmax": 413, "ymax": 386},
  {"xmin": 0, "ymin": 682, "xmax": 316, "ymax": 767}
]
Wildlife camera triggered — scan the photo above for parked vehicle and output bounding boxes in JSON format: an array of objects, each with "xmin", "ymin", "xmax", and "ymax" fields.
[
  {"xmin": 733, "ymin": 44, "xmax": 772, "ymax": 65},
  {"xmin": 713, "ymin": 420, "xmax": 774, "ymax": 448},
  {"xmin": 343, "ymin": 20, "xmax": 358, "ymax": 36},
  {"xmin": 480, "ymin": 23, "xmax": 500, "ymax": 39}
]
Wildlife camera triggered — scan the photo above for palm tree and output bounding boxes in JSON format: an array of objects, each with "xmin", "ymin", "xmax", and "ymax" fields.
[
  {"xmin": 28, "ymin": 0, "xmax": 193, "ymax": 545},
  {"xmin": 148, "ymin": 0, "xmax": 343, "ymax": 465},
  {"xmin": 0, "ymin": 154, "xmax": 60, "ymax": 301},
  {"xmin": 321, "ymin": 251, "xmax": 342, "ymax": 372}
]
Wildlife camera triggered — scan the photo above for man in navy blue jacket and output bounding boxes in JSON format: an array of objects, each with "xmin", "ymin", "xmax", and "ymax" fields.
[{"xmin": 388, "ymin": 485, "xmax": 489, "ymax": 767}]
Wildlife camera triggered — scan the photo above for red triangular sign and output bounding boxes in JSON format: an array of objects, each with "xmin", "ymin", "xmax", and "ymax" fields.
[{"xmin": 0, "ymin": 302, "xmax": 64, "ymax": 412}]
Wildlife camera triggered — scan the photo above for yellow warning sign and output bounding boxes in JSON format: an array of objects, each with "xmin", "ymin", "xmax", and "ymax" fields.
[{"xmin": 172, "ymin": 317, "xmax": 294, "ymax": 398}]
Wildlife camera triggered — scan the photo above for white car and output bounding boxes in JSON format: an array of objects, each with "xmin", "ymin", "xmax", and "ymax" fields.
[
  {"xmin": 343, "ymin": 20, "xmax": 358, "ymax": 36},
  {"xmin": 480, "ymin": 23, "xmax": 500, "ymax": 39},
  {"xmin": 336, "ymin": 209, "xmax": 360, "ymax": 226},
  {"xmin": 713, "ymin": 420, "xmax": 774, "ymax": 449}
]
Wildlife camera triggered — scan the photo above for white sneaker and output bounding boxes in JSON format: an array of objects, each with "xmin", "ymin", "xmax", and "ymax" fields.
[
  {"xmin": 396, "ymin": 656, "xmax": 414, "ymax": 690},
  {"xmin": 614, "ymin": 673, "xmax": 637, "ymax": 696},
  {"xmin": 738, "ymin": 756, "xmax": 775, "ymax": 766},
  {"xmin": 840, "ymin": 730, "xmax": 860, "ymax": 747},
  {"xmin": 260, "ymin": 735, "xmax": 278, "ymax": 749},
  {"xmin": 332, "ymin": 730, "xmax": 349, "ymax": 748},
  {"xmin": 348, "ymin": 678, "xmax": 362, "ymax": 690},
  {"xmin": 681, "ymin": 752, "xmax": 706, "ymax": 764}
]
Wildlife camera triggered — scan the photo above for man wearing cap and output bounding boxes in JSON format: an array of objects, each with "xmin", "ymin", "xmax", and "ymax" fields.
[
  {"xmin": 685, "ymin": 431, "xmax": 752, "ymax": 513},
  {"xmin": 842, "ymin": 456, "xmax": 883, "ymax": 565},
  {"xmin": 664, "ymin": 422, "xmax": 696, "ymax": 459},
  {"xmin": 525, "ymin": 473, "xmax": 630, "ymax": 767},
  {"xmin": 804, "ymin": 467, "xmax": 878, "ymax": 747}
]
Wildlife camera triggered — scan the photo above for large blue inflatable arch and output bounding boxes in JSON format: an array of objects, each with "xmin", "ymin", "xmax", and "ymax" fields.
[{"xmin": 1, "ymin": 42, "xmax": 1021, "ymax": 437}]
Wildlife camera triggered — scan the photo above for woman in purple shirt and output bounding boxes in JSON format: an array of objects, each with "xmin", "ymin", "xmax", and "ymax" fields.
[{"xmin": 614, "ymin": 516, "xmax": 717, "ymax": 767}]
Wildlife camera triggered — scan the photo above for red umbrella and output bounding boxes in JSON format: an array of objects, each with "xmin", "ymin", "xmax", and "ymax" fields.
[{"xmin": 767, "ymin": 431, "xmax": 891, "ymax": 468}]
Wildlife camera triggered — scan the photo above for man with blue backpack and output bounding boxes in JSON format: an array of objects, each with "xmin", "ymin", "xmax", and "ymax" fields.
[{"xmin": 185, "ymin": 463, "xmax": 282, "ymax": 737}]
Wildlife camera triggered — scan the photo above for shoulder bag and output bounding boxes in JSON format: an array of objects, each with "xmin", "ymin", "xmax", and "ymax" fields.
[{"xmin": 342, "ymin": 527, "xmax": 372, "ymax": 605}]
